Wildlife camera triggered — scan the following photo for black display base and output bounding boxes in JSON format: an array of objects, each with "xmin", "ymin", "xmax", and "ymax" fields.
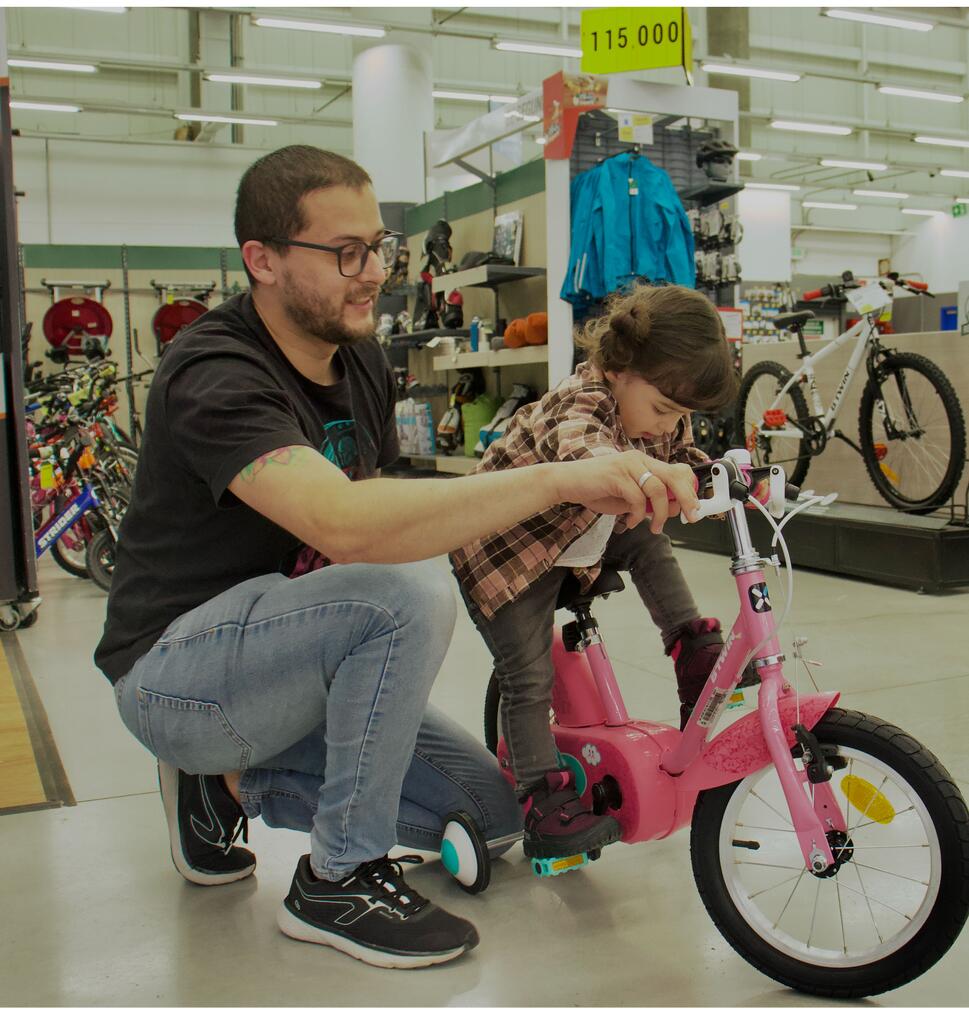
[{"xmin": 670, "ymin": 500, "xmax": 969, "ymax": 594}]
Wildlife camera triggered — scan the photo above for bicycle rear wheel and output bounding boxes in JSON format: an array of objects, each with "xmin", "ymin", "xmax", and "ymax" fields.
[
  {"xmin": 735, "ymin": 361, "xmax": 811, "ymax": 488},
  {"xmin": 85, "ymin": 528, "xmax": 116, "ymax": 593},
  {"xmin": 859, "ymin": 352, "xmax": 966, "ymax": 513},
  {"xmin": 690, "ymin": 708, "xmax": 969, "ymax": 998}
]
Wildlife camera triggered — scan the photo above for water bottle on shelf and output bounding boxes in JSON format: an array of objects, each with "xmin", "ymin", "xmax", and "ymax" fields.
[{"xmin": 469, "ymin": 316, "xmax": 481, "ymax": 352}]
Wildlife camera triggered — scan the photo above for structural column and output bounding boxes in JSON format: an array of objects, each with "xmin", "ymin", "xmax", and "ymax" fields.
[{"xmin": 352, "ymin": 43, "xmax": 433, "ymax": 203}]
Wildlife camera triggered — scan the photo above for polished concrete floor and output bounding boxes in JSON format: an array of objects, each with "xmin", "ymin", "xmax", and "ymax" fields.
[{"xmin": 4, "ymin": 547, "xmax": 969, "ymax": 1006}]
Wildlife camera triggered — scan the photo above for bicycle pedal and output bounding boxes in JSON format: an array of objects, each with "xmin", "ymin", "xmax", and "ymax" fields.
[{"xmin": 530, "ymin": 853, "xmax": 589, "ymax": 878}]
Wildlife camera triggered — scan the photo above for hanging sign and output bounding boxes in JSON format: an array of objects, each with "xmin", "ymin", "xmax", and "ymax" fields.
[{"xmin": 581, "ymin": 7, "xmax": 693, "ymax": 83}]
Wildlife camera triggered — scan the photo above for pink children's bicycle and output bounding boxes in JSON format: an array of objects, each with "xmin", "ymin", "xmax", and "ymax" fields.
[{"xmin": 440, "ymin": 449, "xmax": 969, "ymax": 999}]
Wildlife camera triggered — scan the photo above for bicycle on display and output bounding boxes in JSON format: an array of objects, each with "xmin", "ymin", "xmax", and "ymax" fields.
[
  {"xmin": 438, "ymin": 451, "xmax": 969, "ymax": 999},
  {"xmin": 734, "ymin": 271, "xmax": 966, "ymax": 514}
]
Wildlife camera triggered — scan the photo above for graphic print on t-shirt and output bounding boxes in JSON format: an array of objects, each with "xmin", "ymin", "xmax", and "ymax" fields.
[{"xmin": 289, "ymin": 418, "xmax": 379, "ymax": 577}]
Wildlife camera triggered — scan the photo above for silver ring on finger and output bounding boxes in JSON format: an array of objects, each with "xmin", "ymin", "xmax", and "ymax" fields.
[{"xmin": 637, "ymin": 469, "xmax": 654, "ymax": 490}]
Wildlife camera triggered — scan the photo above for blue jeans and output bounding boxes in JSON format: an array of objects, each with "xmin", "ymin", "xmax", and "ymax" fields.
[{"xmin": 114, "ymin": 561, "xmax": 521, "ymax": 880}]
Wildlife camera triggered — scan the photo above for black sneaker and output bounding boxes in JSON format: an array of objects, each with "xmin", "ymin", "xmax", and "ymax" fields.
[
  {"xmin": 157, "ymin": 761, "xmax": 256, "ymax": 886},
  {"xmin": 277, "ymin": 854, "xmax": 479, "ymax": 969}
]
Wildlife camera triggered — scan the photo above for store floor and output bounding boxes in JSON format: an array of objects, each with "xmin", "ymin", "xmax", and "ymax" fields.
[{"xmin": 4, "ymin": 549, "xmax": 969, "ymax": 1006}]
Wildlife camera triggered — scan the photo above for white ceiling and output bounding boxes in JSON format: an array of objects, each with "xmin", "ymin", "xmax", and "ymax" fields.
[{"xmin": 4, "ymin": 5, "xmax": 969, "ymax": 232}]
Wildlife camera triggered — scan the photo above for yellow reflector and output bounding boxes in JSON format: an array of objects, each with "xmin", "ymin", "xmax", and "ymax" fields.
[
  {"xmin": 550, "ymin": 854, "xmax": 585, "ymax": 872},
  {"xmin": 78, "ymin": 448, "xmax": 96, "ymax": 469},
  {"xmin": 39, "ymin": 462, "xmax": 56, "ymax": 490},
  {"xmin": 879, "ymin": 462, "xmax": 900, "ymax": 484},
  {"xmin": 841, "ymin": 775, "xmax": 896, "ymax": 825}
]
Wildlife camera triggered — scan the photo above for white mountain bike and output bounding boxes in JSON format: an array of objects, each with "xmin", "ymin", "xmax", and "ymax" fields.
[{"xmin": 736, "ymin": 271, "xmax": 966, "ymax": 514}]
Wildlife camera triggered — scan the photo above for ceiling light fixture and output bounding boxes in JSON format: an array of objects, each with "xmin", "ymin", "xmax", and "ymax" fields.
[
  {"xmin": 955, "ymin": 197, "xmax": 969, "ymax": 204},
  {"xmin": 853, "ymin": 189, "xmax": 909, "ymax": 199},
  {"xmin": 736, "ymin": 152, "xmax": 762, "ymax": 161},
  {"xmin": 940, "ymin": 169, "xmax": 969, "ymax": 179},
  {"xmin": 823, "ymin": 8, "xmax": 933, "ymax": 31},
  {"xmin": 251, "ymin": 16, "xmax": 386, "ymax": 38},
  {"xmin": 9, "ymin": 100, "xmax": 82, "ymax": 112},
  {"xmin": 8, "ymin": 58, "xmax": 97, "ymax": 73},
  {"xmin": 432, "ymin": 89, "xmax": 518, "ymax": 103},
  {"xmin": 914, "ymin": 135, "xmax": 969, "ymax": 150},
  {"xmin": 73, "ymin": 6, "xmax": 128, "ymax": 12},
  {"xmin": 901, "ymin": 208, "xmax": 944, "ymax": 216},
  {"xmin": 744, "ymin": 182, "xmax": 801, "ymax": 191},
  {"xmin": 701, "ymin": 62, "xmax": 800, "ymax": 82},
  {"xmin": 878, "ymin": 85, "xmax": 963, "ymax": 104},
  {"xmin": 493, "ymin": 39, "xmax": 583, "ymax": 58},
  {"xmin": 803, "ymin": 201, "xmax": 858, "ymax": 210},
  {"xmin": 174, "ymin": 112, "xmax": 279, "ymax": 127},
  {"xmin": 535, "ymin": 137, "xmax": 547, "ymax": 145},
  {"xmin": 205, "ymin": 73, "xmax": 322, "ymax": 90},
  {"xmin": 820, "ymin": 158, "xmax": 888, "ymax": 171},
  {"xmin": 771, "ymin": 119, "xmax": 852, "ymax": 136}
]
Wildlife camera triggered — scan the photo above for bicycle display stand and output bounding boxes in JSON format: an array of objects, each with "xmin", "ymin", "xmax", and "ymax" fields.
[
  {"xmin": 671, "ymin": 497, "xmax": 969, "ymax": 594},
  {"xmin": 40, "ymin": 279, "xmax": 113, "ymax": 362}
]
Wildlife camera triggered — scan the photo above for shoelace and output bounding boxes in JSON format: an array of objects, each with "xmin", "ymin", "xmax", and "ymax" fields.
[{"xmin": 354, "ymin": 855, "xmax": 428, "ymax": 916}]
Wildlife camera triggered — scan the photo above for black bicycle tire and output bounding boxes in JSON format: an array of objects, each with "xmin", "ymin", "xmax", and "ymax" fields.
[
  {"xmin": 690, "ymin": 708, "xmax": 969, "ymax": 998},
  {"xmin": 50, "ymin": 540, "xmax": 90, "ymax": 579},
  {"xmin": 858, "ymin": 352, "xmax": 967, "ymax": 514},
  {"xmin": 734, "ymin": 360, "xmax": 811, "ymax": 488},
  {"xmin": 484, "ymin": 672, "xmax": 500, "ymax": 756},
  {"xmin": 85, "ymin": 528, "xmax": 116, "ymax": 593}
]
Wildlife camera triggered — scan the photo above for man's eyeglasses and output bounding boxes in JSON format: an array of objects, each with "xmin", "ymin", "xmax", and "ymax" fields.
[{"xmin": 268, "ymin": 231, "xmax": 402, "ymax": 278}]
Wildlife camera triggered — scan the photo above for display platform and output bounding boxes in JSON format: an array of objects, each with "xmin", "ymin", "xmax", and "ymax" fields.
[{"xmin": 670, "ymin": 499, "xmax": 969, "ymax": 594}]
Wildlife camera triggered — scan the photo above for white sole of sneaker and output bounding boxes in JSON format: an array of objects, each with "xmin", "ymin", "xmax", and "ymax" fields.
[
  {"xmin": 158, "ymin": 761, "xmax": 256, "ymax": 887},
  {"xmin": 276, "ymin": 904, "xmax": 469, "ymax": 969}
]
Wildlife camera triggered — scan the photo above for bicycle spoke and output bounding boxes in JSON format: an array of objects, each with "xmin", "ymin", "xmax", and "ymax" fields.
[
  {"xmin": 849, "ymin": 861, "xmax": 930, "ymax": 887},
  {"xmin": 773, "ymin": 870, "xmax": 807, "ymax": 926},
  {"xmin": 852, "ymin": 862, "xmax": 886, "ymax": 946},
  {"xmin": 750, "ymin": 789, "xmax": 795, "ymax": 829}
]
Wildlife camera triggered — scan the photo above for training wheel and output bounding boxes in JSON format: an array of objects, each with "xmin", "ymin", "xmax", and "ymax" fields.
[{"xmin": 441, "ymin": 810, "xmax": 490, "ymax": 894}]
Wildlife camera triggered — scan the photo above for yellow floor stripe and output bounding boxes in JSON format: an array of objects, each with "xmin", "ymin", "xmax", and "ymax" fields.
[{"xmin": 0, "ymin": 638, "xmax": 48, "ymax": 811}]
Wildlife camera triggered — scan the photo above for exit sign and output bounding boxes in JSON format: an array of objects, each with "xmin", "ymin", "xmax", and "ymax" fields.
[{"xmin": 953, "ymin": 203, "xmax": 967, "ymax": 218}]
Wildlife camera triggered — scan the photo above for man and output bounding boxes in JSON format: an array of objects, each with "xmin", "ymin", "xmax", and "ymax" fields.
[{"xmin": 96, "ymin": 145, "xmax": 699, "ymax": 970}]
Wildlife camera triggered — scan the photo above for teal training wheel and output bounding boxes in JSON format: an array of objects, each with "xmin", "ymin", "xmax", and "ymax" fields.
[{"xmin": 441, "ymin": 810, "xmax": 491, "ymax": 894}]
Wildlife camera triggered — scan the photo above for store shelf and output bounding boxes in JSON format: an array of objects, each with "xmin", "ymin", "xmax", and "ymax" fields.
[
  {"xmin": 432, "ymin": 346, "xmax": 548, "ymax": 371},
  {"xmin": 431, "ymin": 265, "xmax": 546, "ymax": 294},
  {"xmin": 409, "ymin": 454, "xmax": 479, "ymax": 475},
  {"xmin": 680, "ymin": 181, "xmax": 745, "ymax": 206}
]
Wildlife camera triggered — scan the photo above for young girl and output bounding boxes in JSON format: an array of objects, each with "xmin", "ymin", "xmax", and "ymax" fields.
[{"xmin": 451, "ymin": 284, "xmax": 738, "ymax": 862}]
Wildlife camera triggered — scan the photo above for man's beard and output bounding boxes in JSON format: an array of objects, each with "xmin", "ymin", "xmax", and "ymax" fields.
[{"xmin": 281, "ymin": 271, "xmax": 377, "ymax": 347}]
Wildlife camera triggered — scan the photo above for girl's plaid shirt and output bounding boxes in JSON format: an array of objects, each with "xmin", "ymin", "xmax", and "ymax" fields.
[{"xmin": 450, "ymin": 362, "xmax": 707, "ymax": 620}]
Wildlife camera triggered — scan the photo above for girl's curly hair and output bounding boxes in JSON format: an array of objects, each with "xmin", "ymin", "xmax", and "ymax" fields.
[{"xmin": 575, "ymin": 284, "xmax": 737, "ymax": 412}]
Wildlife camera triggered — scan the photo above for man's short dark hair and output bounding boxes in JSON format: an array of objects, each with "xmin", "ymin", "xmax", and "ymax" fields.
[{"xmin": 234, "ymin": 145, "xmax": 373, "ymax": 284}]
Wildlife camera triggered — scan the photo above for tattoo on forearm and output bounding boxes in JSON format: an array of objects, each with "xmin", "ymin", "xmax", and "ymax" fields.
[{"xmin": 240, "ymin": 447, "xmax": 304, "ymax": 482}]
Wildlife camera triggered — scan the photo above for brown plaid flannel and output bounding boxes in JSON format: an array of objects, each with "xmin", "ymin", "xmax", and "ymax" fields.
[{"xmin": 450, "ymin": 361, "xmax": 707, "ymax": 619}]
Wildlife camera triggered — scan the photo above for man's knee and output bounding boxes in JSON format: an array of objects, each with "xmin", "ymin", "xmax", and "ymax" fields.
[{"xmin": 385, "ymin": 561, "xmax": 457, "ymax": 641}]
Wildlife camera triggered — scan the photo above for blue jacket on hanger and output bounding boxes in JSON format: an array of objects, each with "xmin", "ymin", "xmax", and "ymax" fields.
[{"xmin": 561, "ymin": 151, "xmax": 695, "ymax": 310}]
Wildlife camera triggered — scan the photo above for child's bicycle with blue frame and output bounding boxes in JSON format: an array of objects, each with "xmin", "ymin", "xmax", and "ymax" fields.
[{"xmin": 439, "ymin": 450, "xmax": 969, "ymax": 998}]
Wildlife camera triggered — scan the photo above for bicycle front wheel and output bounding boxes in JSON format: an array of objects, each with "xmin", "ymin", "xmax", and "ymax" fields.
[
  {"xmin": 690, "ymin": 708, "xmax": 969, "ymax": 998},
  {"xmin": 735, "ymin": 360, "xmax": 811, "ymax": 488},
  {"xmin": 859, "ymin": 352, "xmax": 966, "ymax": 513}
]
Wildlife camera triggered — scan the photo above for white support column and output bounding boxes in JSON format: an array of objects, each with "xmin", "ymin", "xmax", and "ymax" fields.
[
  {"xmin": 352, "ymin": 44, "xmax": 433, "ymax": 203},
  {"xmin": 545, "ymin": 156, "xmax": 573, "ymax": 387}
]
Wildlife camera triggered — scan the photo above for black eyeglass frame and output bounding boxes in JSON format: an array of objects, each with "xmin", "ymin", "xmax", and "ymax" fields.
[{"xmin": 267, "ymin": 231, "xmax": 403, "ymax": 278}]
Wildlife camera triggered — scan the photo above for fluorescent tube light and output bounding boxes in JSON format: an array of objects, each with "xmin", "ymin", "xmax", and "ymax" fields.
[
  {"xmin": 9, "ymin": 100, "xmax": 81, "ymax": 112},
  {"xmin": 823, "ymin": 9, "xmax": 933, "ymax": 31},
  {"xmin": 901, "ymin": 208, "xmax": 944, "ymax": 216},
  {"xmin": 914, "ymin": 135, "xmax": 969, "ymax": 150},
  {"xmin": 878, "ymin": 85, "xmax": 963, "ymax": 104},
  {"xmin": 702, "ymin": 62, "xmax": 800, "ymax": 83},
  {"xmin": 8, "ymin": 58, "xmax": 97, "ymax": 73},
  {"xmin": 820, "ymin": 158, "xmax": 888, "ymax": 171},
  {"xmin": 494, "ymin": 39, "xmax": 583, "ymax": 58},
  {"xmin": 433, "ymin": 90, "xmax": 518, "ymax": 104},
  {"xmin": 955, "ymin": 197, "xmax": 969, "ymax": 204},
  {"xmin": 205, "ymin": 73, "xmax": 321, "ymax": 90},
  {"xmin": 252, "ymin": 17, "xmax": 386, "ymax": 38},
  {"xmin": 803, "ymin": 201, "xmax": 858, "ymax": 210},
  {"xmin": 736, "ymin": 152, "xmax": 762, "ymax": 161},
  {"xmin": 535, "ymin": 137, "xmax": 547, "ymax": 145},
  {"xmin": 744, "ymin": 182, "xmax": 800, "ymax": 191},
  {"xmin": 853, "ymin": 189, "xmax": 909, "ymax": 199},
  {"xmin": 940, "ymin": 169, "xmax": 969, "ymax": 179},
  {"xmin": 771, "ymin": 119, "xmax": 852, "ymax": 136},
  {"xmin": 175, "ymin": 112, "xmax": 279, "ymax": 127},
  {"xmin": 74, "ymin": 6, "xmax": 127, "ymax": 12}
]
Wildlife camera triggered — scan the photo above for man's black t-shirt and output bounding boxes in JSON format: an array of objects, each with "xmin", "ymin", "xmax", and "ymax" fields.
[{"xmin": 94, "ymin": 292, "xmax": 399, "ymax": 684}]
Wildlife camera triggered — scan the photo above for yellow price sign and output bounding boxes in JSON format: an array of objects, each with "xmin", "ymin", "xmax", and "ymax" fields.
[{"xmin": 581, "ymin": 7, "xmax": 693, "ymax": 81}]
